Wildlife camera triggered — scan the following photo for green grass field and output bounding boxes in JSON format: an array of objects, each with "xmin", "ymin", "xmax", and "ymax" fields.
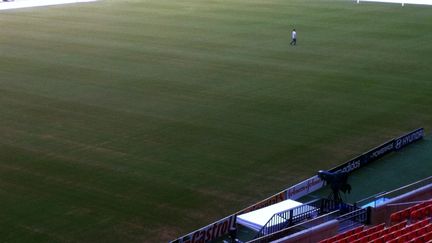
[{"xmin": 0, "ymin": 0, "xmax": 431, "ymax": 242}]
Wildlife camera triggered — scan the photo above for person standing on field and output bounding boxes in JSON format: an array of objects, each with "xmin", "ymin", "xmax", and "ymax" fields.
[{"xmin": 290, "ymin": 29, "xmax": 297, "ymax": 46}]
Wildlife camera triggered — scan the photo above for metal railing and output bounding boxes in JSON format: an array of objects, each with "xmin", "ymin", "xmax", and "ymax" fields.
[
  {"xmin": 355, "ymin": 191, "xmax": 387, "ymax": 207},
  {"xmin": 254, "ymin": 199, "xmax": 322, "ymax": 238},
  {"xmin": 249, "ymin": 210, "xmax": 341, "ymax": 243},
  {"xmin": 337, "ymin": 208, "xmax": 368, "ymax": 232},
  {"xmin": 356, "ymin": 176, "xmax": 432, "ymax": 208},
  {"xmin": 248, "ymin": 204, "xmax": 367, "ymax": 243},
  {"xmin": 320, "ymin": 198, "xmax": 341, "ymax": 213},
  {"xmin": 253, "ymin": 198, "xmax": 360, "ymax": 239}
]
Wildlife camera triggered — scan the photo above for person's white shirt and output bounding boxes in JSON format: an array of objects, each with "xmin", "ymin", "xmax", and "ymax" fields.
[{"xmin": 292, "ymin": 31, "xmax": 297, "ymax": 39}]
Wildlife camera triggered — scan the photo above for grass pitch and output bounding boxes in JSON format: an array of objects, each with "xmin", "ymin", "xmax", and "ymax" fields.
[{"xmin": 0, "ymin": 0, "xmax": 431, "ymax": 242}]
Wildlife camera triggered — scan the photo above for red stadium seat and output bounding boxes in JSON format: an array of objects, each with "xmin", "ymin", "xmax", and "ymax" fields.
[
  {"xmin": 337, "ymin": 225, "xmax": 364, "ymax": 241},
  {"xmin": 323, "ymin": 231, "xmax": 351, "ymax": 243},
  {"xmin": 411, "ymin": 219, "xmax": 422, "ymax": 229},
  {"xmin": 409, "ymin": 231, "xmax": 418, "ymax": 240},
  {"xmin": 420, "ymin": 206, "xmax": 430, "ymax": 219},
  {"xmin": 412, "ymin": 236, "xmax": 424, "ymax": 243},
  {"xmin": 397, "ymin": 234, "xmax": 408, "ymax": 243},
  {"xmin": 419, "ymin": 218, "xmax": 429, "ymax": 227},
  {"xmin": 388, "ymin": 220, "xmax": 407, "ymax": 233},
  {"xmin": 391, "ymin": 212, "xmax": 402, "ymax": 224},
  {"xmin": 349, "ymin": 234, "xmax": 360, "ymax": 241},
  {"xmin": 358, "ymin": 236, "xmax": 369, "ymax": 243},
  {"xmin": 412, "ymin": 202, "xmax": 425, "ymax": 212},
  {"xmin": 367, "ymin": 232, "xmax": 379, "ymax": 241},
  {"xmin": 348, "ymin": 226, "xmax": 363, "ymax": 235},
  {"xmin": 425, "ymin": 205, "xmax": 432, "ymax": 217},
  {"xmin": 387, "ymin": 238, "xmax": 398, "ymax": 243},
  {"xmin": 373, "ymin": 236, "xmax": 385, "ymax": 243},
  {"xmin": 374, "ymin": 231, "xmax": 382, "ymax": 239},
  {"xmin": 358, "ymin": 230, "xmax": 368, "ymax": 238},
  {"xmin": 383, "ymin": 227, "xmax": 390, "ymax": 235},
  {"xmin": 402, "ymin": 209, "xmax": 411, "ymax": 220},
  {"xmin": 416, "ymin": 226, "xmax": 427, "ymax": 237},
  {"xmin": 349, "ymin": 232, "xmax": 361, "ymax": 241},
  {"xmin": 341, "ymin": 237, "xmax": 350, "ymax": 243},
  {"xmin": 392, "ymin": 229, "xmax": 403, "ymax": 238},
  {"xmin": 401, "ymin": 225, "xmax": 411, "ymax": 235},
  {"xmin": 398, "ymin": 220, "xmax": 408, "ymax": 229},
  {"xmin": 424, "ymin": 232, "xmax": 432, "ymax": 241},
  {"xmin": 354, "ymin": 226, "xmax": 364, "ymax": 234},
  {"xmin": 404, "ymin": 224, "xmax": 414, "ymax": 233},
  {"xmin": 351, "ymin": 238, "xmax": 362, "ymax": 243},
  {"xmin": 411, "ymin": 209, "xmax": 421, "ymax": 222},
  {"xmin": 382, "ymin": 233, "xmax": 394, "ymax": 242}
]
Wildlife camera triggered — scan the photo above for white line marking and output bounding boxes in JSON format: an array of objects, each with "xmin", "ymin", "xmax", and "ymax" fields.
[
  {"xmin": 358, "ymin": 0, "xmax": 432, "ymax": 5},
  {"xmin": 0, "ymin": 0, "xmax": 97, "ymax": 11}
]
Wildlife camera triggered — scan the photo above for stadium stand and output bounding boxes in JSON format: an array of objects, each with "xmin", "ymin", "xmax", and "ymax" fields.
[
  {"xmin": 265, "ymin": 178, "xmax": 432, "ymax": 243},
  {"xmin": 318, "ymin": 200, "xmax": 432, "ymax": 243},
  {"xmin": 390, "ymin": 200, "xmax": 432, "ymax": 224}
]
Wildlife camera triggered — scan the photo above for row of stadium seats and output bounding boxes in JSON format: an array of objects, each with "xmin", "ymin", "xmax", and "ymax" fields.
[
  {"xmin": 318, "ymin": 225, "xmax": 365, "ymax": 243},
  {"xmin": 319, "ymin": 216, "xmax": 432, "ymax": 243},
  {"xmin": 319, "ymin": 223, "xmax": 384, "ymax": 243},
  {"xmin": 390, "ymin": 200, "xmax": 432, "ymax": 224}
]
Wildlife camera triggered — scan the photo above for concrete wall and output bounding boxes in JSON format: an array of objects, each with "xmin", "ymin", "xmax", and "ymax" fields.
[{"xmin": 271, "ymin": 220, "xmax": 339, "ymax": 243}]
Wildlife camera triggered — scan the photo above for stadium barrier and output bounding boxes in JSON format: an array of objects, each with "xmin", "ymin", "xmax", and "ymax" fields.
[
  {"xmin": 370, "ymin": 181, "xmax": 432, "ymax": 225},
  {"xmin": 251, "ymin": 206, "xmax": 369, "ymax": 243},
  {"xmin": 357, "ymin": 176, "xmax": 432, "ymax": 208},
  {"xmin": 250, "ymin": 212, "xmax": 341, "ymax": 243},
  {"xmin": 269, "ymin": 219, "xmax": 340, "ymax": 243},
  {"xmin": 255, "ymin": 199, "xmax": 322, "ymax": 238},
  {"xmin": 254, "ymin": 198, "xmax": 359, "ymax": 238},
  {"xmin": 337, "ymin": 207, "xmax": 369, "ymax": 232},
  {"xmin": 170, "ymin": 128, "xmax": 424, "ymax": 243}
]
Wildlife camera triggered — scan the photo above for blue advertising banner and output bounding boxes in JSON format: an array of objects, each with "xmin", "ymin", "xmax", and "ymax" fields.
[{"xmin": 330, "ymin": 128, "xmax": 424, "ymax": 174}]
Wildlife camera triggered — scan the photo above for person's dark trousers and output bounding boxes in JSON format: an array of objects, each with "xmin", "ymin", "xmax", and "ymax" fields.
[{"xmin": 290, "ymin": 39, "xmax": 296, "ymax": 45}]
